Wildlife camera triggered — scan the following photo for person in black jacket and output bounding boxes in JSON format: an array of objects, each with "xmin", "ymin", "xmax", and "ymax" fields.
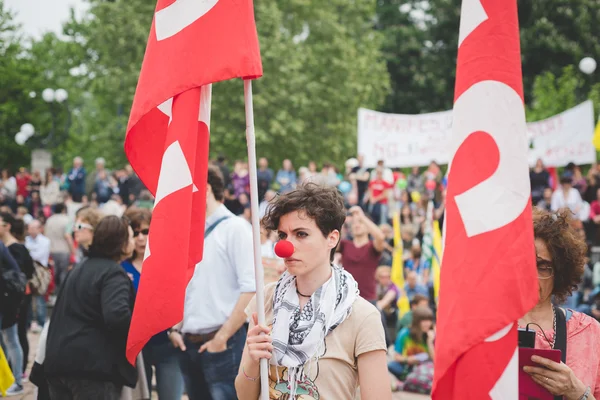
[
  {"xmin": 0, "ymin": 237, "xmax": 26, "ymax": 396},
  {"xmin": 0, "ymin": 212, "xmax": 34, "ymax": 381},
  {"xmin": 45, "ymin": 215, "xmax": 136, "ymax": 399}
]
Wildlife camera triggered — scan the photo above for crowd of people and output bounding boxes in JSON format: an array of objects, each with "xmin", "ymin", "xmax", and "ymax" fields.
[{"xmin": 0, "ymin": 154, "xmax": 598, "ymax": 399}]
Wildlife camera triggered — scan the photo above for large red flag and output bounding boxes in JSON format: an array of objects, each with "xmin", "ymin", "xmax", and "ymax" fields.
[
  {"xmin": 432, "ymin": 1, "xmax": 538, "ymax": 398},
  {"xmin": 124, "ymin": 0, "xmax": 262, "ymax": 364}
]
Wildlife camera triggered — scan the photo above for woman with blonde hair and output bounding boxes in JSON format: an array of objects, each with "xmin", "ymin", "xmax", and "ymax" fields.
[{"xmin": 73, "ymin": 207, "xmax": 103, "ymax": 264}]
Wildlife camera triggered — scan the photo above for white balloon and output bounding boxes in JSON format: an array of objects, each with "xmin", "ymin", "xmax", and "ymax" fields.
[
  {"xmin": 20, "ymin": 123, "xmax": 35, "ymax": 137},
  {"xmin": 15, "ymin": 131, "xmax": 27, "ymax": 145},
  {"xmin": 55, "ymin": 88, "xmax": 68, "ymax": 103},
  {"xmin": 579, "ymin": 57, "xmax": 597, "ymax": 75},
  {"xmin": 29, "ymin": 91, "xmax": 36, "ymax": 98},
  {"xmin": 42, "ymin": 88, "xmax": 55, "ymax": 102}
]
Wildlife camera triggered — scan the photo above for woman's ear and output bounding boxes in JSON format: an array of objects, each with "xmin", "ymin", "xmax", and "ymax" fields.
[{"xmin": 328, "ymin": 230, "xmax": 340, "ymax": 250}]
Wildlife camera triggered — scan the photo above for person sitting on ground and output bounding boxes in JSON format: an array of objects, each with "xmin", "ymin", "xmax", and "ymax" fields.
[
  {"xmin": 388, "ymin": 307, "xmax": 435, "ymax": 381},
  {"xmin": 404, "ymin": 271, "xmax": 428, "ymax": 301},
  {"xmin": 397, "ymin": 294, "xmax": 430, "ymax": 331}
]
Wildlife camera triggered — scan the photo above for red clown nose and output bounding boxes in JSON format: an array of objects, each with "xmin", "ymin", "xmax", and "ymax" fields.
[{"xmin": 274, "ymin": 240, "xmax": 294, "ymax": 258}]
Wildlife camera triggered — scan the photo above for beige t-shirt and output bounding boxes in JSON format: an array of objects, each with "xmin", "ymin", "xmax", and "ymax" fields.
[
  {"xmin": 246, "ymin": 282, "xmax": 386, "ymax": 400},
  {"xmin": 44, "ymin": 214, "xmax": 71, "ymax": 254}
]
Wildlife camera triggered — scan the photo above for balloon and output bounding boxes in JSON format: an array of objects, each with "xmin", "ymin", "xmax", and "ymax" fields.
[
  {"xmin": 20, "ymin": 123, "xmax": 34, "ymax": 137},
  {"xmin": 396, "ymin": 178, "xmax": 407, "ymax": 190},
  {"xmin": 579, "ymin": 57, "xmax": 597, "ymax": 75},
  {"xmin": 425, "ymin": 179, "xmax": 437, "ymax": 191},
  {"xmin": 338, "ymin": 181, "xmax": 352, "ymax": 194},
  {"xmin": 411, "ymin": 191, "xmax": 421, "ymax": 204}
]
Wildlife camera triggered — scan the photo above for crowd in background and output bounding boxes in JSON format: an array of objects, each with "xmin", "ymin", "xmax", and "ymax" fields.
[{"xmin": 0, "ymin": 154, "xmax": 599, "ymax": 397}]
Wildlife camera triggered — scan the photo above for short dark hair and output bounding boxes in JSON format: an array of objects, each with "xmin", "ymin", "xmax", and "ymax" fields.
[
  {"xmin": 125, "ymin": 208, "xmax": 152, "ymax": 231},
  {"xmin": 11, "ymin": 219, "xmax": 25, "ymax": 242},
  {"xmin": 208, "ymin": 164, "xmax": 225, "ymax": 202},
  {"xmin": 0, "ymin": 211, "xmax": 15, "ymax": 228},
  {"xmin": 88, "ymin": 216, "xmax": 131, "ymax": 261},
  {"xmin": 0, "ymin": 212, "xmax": 22, "ymax": 240},
  {"xmin": 54, "ymin": 203, "xmax": 66, "ymax": 214},
  {"xmin": 410, "ymin": 294, "xmax": 429, "ymax": 308},
  {"xmin": 532, "ymin": 208, "xmax": 587, "ymax": 303},
  {"xmin": 263, "ymin": 183, "xmax": 346, "ymax": 261}
]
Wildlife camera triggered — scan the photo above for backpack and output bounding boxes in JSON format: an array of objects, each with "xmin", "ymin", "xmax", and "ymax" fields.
[
  {"xmin": 402, "ymin": 361, "xmax": 434, "ymax": 395},
  {"xmin": 30, "ymin": 261, "xmax": 51, "ymax": 296}
]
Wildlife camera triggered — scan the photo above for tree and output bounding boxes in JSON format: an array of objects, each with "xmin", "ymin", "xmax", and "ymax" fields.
[
  {"xmin": 58, "ymin": 0, "xmax": 390, "ymax": 170},
  {"xmin": 0, "ymin": 0, "xmax": 38, "ymax": 170},
  {"xmin": 526, "ymin": 65, "xmax": 600, "ymax": 122},
  {"xmin": 377, "ymin": 0, "xmax": 600, "ymax": 114}
]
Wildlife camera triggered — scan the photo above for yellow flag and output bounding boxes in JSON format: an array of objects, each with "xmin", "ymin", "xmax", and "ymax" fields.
[
  {"xmin": 432, "ymin": 220, "xmax": 443, "ymax": 302},
  {"xmin": 0, "ymin": 346, "xmax": 14, "ymax": 396},
  {"xmin": 391, "ymin": 212, "xmax": 410, "ymax": 315},
  {"xmin": 593, "ymin": 117, "xmax": 600, "ymax": 150}
]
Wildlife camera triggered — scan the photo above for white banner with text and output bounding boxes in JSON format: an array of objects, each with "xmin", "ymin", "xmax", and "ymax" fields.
[{"xmin": 357, "ymin": 100, "xmax": 596, "ymax": 168}]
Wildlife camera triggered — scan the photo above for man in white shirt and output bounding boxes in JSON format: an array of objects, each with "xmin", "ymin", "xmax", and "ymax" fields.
[
  {"xmin": 25, "ymin": 219, "xmax": 52, "ymax": 328},
  {"xmin": 44, "ymin": 204, "xmax": 74, "ymax": 291},
  {"xmin": 168, "ymin": 165, "xmax": 256, "ymax": 400}
]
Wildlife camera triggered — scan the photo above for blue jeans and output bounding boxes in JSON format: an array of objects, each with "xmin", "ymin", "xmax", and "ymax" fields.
[
  {"xmin": 32, "ymin": 295, "xmax": 47, "ymax": 326},
  {"xmin": 388, "ymin": 361, "xmax": 405, "ymax": 380},
  {"xmin": 0, "ymin": 314, "xmax": 23, "ymax": 386},
  {"xmin": 179, "ymin": 326, "xmax": 246, "ymax": 400},
  {"xmin": 143, "ymin": 340, "xmax": 184, "ymax": 399}
]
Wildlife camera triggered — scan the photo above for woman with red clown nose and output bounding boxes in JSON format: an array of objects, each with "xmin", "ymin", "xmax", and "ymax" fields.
[{"xmin": 235, "ymin": 183, "xmax": 391, "ymax": 399}]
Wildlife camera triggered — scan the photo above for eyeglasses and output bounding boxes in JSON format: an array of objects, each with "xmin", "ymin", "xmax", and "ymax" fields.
[
  {"xmin": 536, "ymin": 257, "xmax": 554, "ymax": 279},
  {"xmin": 74, "ymin": 222, "xmax": 94, "ymax": 231},
  {"xmin": 133, "ymin": 229, "xmax": 149, "ymax": 237}
]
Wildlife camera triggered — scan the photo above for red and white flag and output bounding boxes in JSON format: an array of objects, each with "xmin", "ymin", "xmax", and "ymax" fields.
[
  {"xmin": 432, "ymin": 1, "xmax": 538, "ymax": 398},
  {"xmin": 124, "ymin": 0, "xmax": 262, "ymax": 364}
]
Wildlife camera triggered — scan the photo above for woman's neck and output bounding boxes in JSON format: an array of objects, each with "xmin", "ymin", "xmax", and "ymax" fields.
[
  {"xmin": 296, "ymin": 263, "xmax": 333, "ymax": 297},
  {"xmin": 353, "ymin": 234, "xmax": 369, "ymax": 247},
  {"xmin": 132, "ymin": 255, "xmax": 144, "ymax": 272},
  {"xmin": 3, "ymin": 235, "xmax": 17, "ymax": 246},
  {"xmin": 519, "ymin": 299, "xmax": 554, "ymax": 329}
]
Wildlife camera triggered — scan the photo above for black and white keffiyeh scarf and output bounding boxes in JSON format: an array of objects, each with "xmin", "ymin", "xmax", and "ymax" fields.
[{"xmin": 270, "ymin": 265, "xmax": 359, "ymax": 395}]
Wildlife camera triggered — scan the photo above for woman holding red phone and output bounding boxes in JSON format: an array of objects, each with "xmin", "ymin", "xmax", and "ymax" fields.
[{"xmin": 519, "ymin": 208, "xmax": 600, "ymax": 400}]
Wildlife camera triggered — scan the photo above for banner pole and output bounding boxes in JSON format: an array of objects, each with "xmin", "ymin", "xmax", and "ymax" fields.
[{"xmin": 244, "ymin": 79, "xmax": 269, "ymax": 400}]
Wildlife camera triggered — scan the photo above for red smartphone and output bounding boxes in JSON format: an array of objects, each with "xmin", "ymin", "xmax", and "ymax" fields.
[{"xmin": 519, "ymin": 348, "xmax": 562, "ymax": 400}]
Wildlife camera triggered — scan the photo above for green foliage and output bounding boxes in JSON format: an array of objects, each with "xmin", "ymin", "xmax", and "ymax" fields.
[
  {"xmin": 527, "ymin": 65, "xmax": 600, "ymax": 121},
  {"xmin": 47, "ymin": 0, "xmax": 389, "ymax": 171},
  {"xmin": 3, "ymin": 0, "xmax": 600, "ymax": 171},
  {"xmin": 0, "ymin": 1, "xmax": 36, "ymax": 170},
  {"xmin": 377, "ymin": 0, "xmax": 600, "ymax": 114}
]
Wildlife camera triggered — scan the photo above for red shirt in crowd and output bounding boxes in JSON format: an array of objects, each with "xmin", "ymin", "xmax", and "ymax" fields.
[
  {"xmin": 590, "ymin": 201, "xmax": 600, "ymax": 220},
  {"xmin": 16, "ymin": 174, "xmax": 30, "ymax": 198},
  {"xmin": 338, "ymin": 239, "xmax": 382, "ymax": 301},
  {"xmin": 368, "ymin": 179, "xmax": 393, "ymax": 205}
]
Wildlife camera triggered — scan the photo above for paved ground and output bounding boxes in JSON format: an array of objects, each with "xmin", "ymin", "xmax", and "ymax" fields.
[{"xmin": 17, "ymin": 332, "xmax": 429, "ymax": 400}]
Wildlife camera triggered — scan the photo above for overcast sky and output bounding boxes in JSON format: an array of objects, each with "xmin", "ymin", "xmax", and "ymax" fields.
[{"xmin": 5, "ymin": 0, "xmax": 88, "ymax": 39}]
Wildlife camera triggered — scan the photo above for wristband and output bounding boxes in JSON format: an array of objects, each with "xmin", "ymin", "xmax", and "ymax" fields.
[
  {"xmin": 578, "ymin": 386, "xmax": 591, "ymax": 400},
  {"xmin": 167, "ymin": 328, "xmax": 181, "ymax": 336},
  {"xmin": 242, "ymin": 365, "xmax": 258, "ymax": 382}
]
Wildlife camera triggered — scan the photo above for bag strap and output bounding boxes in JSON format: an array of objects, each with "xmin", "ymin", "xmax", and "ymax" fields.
[
  {"xmin": 204, "ymin": 216, "xmax": 230, "ymax": 238},
  {"xmin": 553, "ymin": 306, "xmax": 568, "ymax": 400},
  {"xmin": 554, "ymin": 306, "xmax": 567, "ymax": 363}
]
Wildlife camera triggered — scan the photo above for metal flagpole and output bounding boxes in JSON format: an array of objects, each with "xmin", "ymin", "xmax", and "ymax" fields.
[{"xmin": 244, "ymin": 79, "xmax": 269, "ymax": 400}]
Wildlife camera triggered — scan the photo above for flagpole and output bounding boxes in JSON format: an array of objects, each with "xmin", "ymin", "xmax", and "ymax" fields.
[{"xmin": 244, "ymin": 79, "xmax": 269, "ymax": 400}]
